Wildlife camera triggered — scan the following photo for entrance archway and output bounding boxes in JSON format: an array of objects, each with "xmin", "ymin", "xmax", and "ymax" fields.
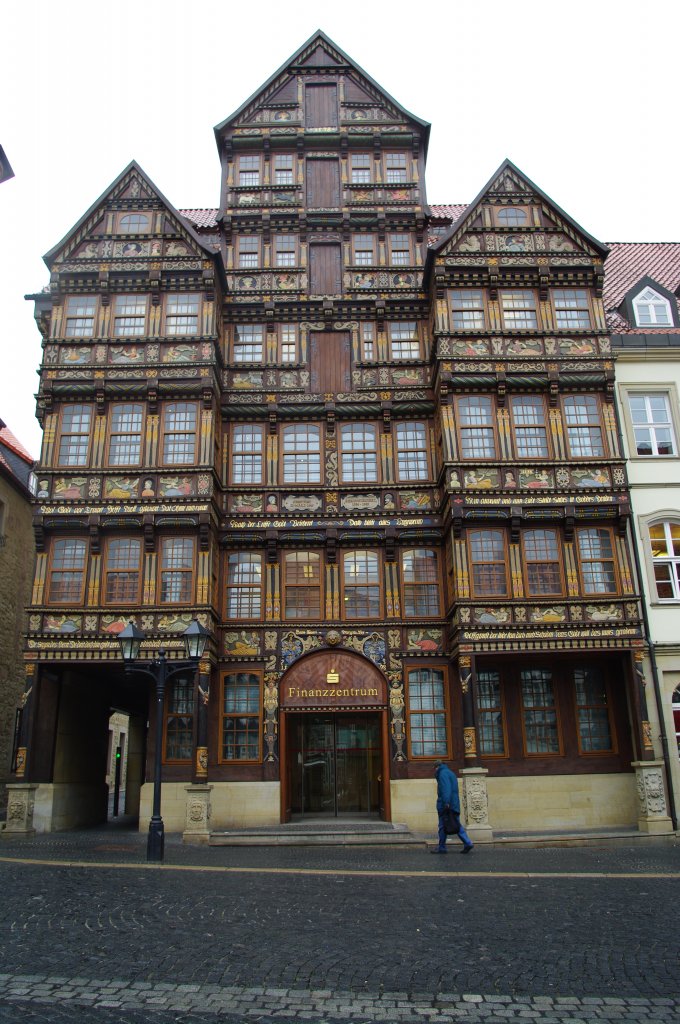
[{"xmin": 279, "ymin": 650, "xmax": 390, "ymax": 822}]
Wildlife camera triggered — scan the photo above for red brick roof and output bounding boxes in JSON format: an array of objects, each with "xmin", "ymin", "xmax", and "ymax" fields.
[
  {"xmin": 0, "ymin": 422, "xmax": 34, "ymax": 464},
  {"xmin": 429, "ymin": 204, "xmax": 467, "ymax": 221},
  {"xmin": 180, "ymin": 209, "xmax": 219, "ymax": 229}
]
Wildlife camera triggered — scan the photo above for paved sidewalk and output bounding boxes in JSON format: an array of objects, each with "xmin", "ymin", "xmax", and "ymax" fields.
[{"xmin": 1, "ymin": 827, "xmax": 678, "ymax": 1023}]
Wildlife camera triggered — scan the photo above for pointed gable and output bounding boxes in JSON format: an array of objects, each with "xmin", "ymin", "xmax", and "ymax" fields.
[
  {"xmin": 43, "ymin": 161, "xmax": 222, "ymax": 272},
  {"xmin": 428, "ymin": 158, "xmax": 608, "ymax": 270},
  {"xmin": 214, "ymin": 29, "xmax": 429, "ymax": 143}
]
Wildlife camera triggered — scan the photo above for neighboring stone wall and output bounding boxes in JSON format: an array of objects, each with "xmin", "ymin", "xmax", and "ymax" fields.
[{"xmin": 0, "ymin": 475, "xmax": 34, "ymax": 816}]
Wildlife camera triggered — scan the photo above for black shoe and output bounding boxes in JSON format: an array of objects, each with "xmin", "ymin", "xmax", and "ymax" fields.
[
  {"xmin": 430, "ymin": 848, "xmax": 447, "ymax": 854},
  {"xmin": 460, "ymin": 844, "xmax": 474, "ymax": 854}
]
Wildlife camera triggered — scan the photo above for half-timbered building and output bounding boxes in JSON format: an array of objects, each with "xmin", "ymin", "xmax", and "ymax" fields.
[{"xmin": 7, "ymin": 31, "xmax": 673, "ymax": 839}]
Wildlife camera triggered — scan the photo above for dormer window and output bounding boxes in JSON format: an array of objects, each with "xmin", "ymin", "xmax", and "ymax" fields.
[{"xmin": 633, "ymin": 287, "xmax": 673, "ymax": 327}]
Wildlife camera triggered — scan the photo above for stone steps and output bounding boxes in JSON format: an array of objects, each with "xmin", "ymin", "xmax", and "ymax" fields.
[{"xmin": 209, "ymin": 821, "xmax": 423, "ymax": 846}]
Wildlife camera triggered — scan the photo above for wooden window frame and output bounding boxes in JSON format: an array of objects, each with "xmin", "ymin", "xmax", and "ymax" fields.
[
  {"xmin": 495, "ymin": 206, "xmax": 529, "ymax": 228},
  {"xmin": 501, "ymin": 289, "xmax": 538, "ymax": 330},
  {"xmin": 395, "ymin": 421, "xmax": 429, "ymax": 482},
  {"xmin": 103, "ymin": 536, "xmax": 144, "ymax": 605},
  {"xmin": 522, "ymin": 528, "xmax": 564, "ymax": 597},
  {"xmin": 237, "ymin": 235, "xmax": 260, "ymax": 269},
  {"xmin": 468, "ymin": 528, "xmax": 508, "ymax": 598},
  {"xmin": 57, "ymin": 404, "xmax": 93, "ymax": 467},
  {"xmin": 219, "ymin": 668, "xmax": 263, "ymax": 764},
  {"xmin": 230, "ymin": 424, "xmax": 265, "ymax": 485},
  {"xmin": 117, "ymin": 213, "xmax": 150, "ymax": 233},
  {"xmin": 350, "ymin": 152, "xmax": 372, "ymax": 184},
  {"xmin": 401, "ymin": 548, "xmax": 441, "ymax": 618},
  {"xmin": 361, "ymin": 323, "xmax": 375, "ymax": 361},
  {"xmin": 273, "ymin": 154, "xmax": 295, "ymax": 186},
  {"xmin": 274, "ymin": 234, "xmax": 297, "ymax": 268},
  {"xmin": 283, "ymin": 551, "xmax": 323, "ymax": 620},
  {"xmin": 341, "ymin": 549, "xmax": 383, "ymax": 620},
  {"xmin": 353, "ymin": 233, "xmax": 375, "ymax": 266},
  {"xmin": 64, "ymin": 295, "xmax": 97, "ymax": 338},
  {"xmin": 279, "ymin": 323, "xmax": 298, "ymax": 363},
  {"xmin": 339, "ymin": 422, "xmax": 379, "ymax": 484},
  {"xmin": 113, "ymin": 294, "xmax": 148, "ymax": 338},
  {"xmin": 520, "ymin": 667, "xmax": 563, "ymax": 757},
  {"xmin": 161, "ymin": 401, "xmax": 198, "ymax": 466},
  {"xmin": 163, "ymin": 676, "xmax": 195, "ymax": 764},
  {"xmin": 389, "ymin": 322, "xmax": 420, "ymax": 361},
  {"xmin": 552, "ymin": 288, "xmax": 592, "ymax": 330},
  {"xmin": 562, "ymin": 395, "xmax": 606, "ymax": 458},
  {"xmin": 107, "ymin": 402, "xmax": 144, "ymax": 468},
  {"xmin": 158, "ymin": 536, "xmax": 196, "ymax": 605},
  {"xmin": 388, "ymin": 232, "xmax": 411, "ymax": 266},
  {"xmin": 384, "ymin": 151, "xmax": 409, "ymax": 183},
  {"xmin": 476, "ymin": 669, "xmax": 508, "ymax": 758},
  {"xmin": 575, "ymin": 527, "xmax": 619, "ymax": 596},
  {"xmin": 450, "ymin": 289, "xmax": 486, "ymax": 330},
  {"xmin": 225, "ymin": 551, "xmax": 263, "ymax": 621},
  {"xmin": 405, "ymin": 665, "xmax": 451, "ymax": 760},
  {"xmin": 46, "ymin": 537, "xmax": 88, "ymax": 605},
  {"xmin": 237, "ymin": 154, "xmax": 261, "ymax": 187},
  {"xmin": 573, "ymin": 665, "xmax": 616, "ymax": 755},
  {"xmin": 165, "ymin": 293, "xmax": 200, "ymax": 336},
  {"xmin": 510, "ymin": 394, "xmax": 550, "ymax": 459},
  {"xmin": 456, "ymin": 395, "xmax": 497, "ymax": 460},
  {"xmin": 233, "ymin": 324, "xmax": 264, "ymax": 363},
  {"xmin": 281, "ymin": 423, "xmax": 322, "ymax": 485}
]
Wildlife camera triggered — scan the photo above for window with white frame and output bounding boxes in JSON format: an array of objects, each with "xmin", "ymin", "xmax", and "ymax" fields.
[
  {"xmin": 648, "ymin": 521, "xmax": 680, "ymax": 600},
  {"xmin": 361, "ymin": 323, "xmax": 375, "ymax": 360},
  {"xmin": 114, "ymin": 295, "xmax": 147, "ymax": 337},
  {"xmin": 553, "ymin": 289, "xmax": 591, "ymax": 329},
  {"xmin": 238, "ymin": 155, "xmax": 260, "ymax": 187},
  {"xmin": 231, "ymin": 425, "xmax": 264, "ymax": 484},
  {"xmin": 274, "ymin": 235, "xmax": 296, "ymax": 267},
  {"xmin": 353, "ymin": 234, "xmax": 374, "ymax": 266},
  {"xmin": 166, "ymin": 294, "xmax": 199, "ymax": 335},
  {"xmin": 501, "ymin": 290, "xmax": 538, "ymax": 329},
  {"xmin": 389, "ymin": 233, "xmax": 411, "ymax": 265},
  {"xmin": 627, "ymin": 393, "xmax": 677, "ymax": 456},
  {"xmin": 238, "ymin": 236, "xmax": 260, "ymax": 269},
  {"xmin": 632, "ymin": 287, "xmax": 673, "ymax": 327},
  {"xmin": 395, "ymin": 422, "xmax": 428, "ymax": 480},
  {"xmin": 64, "ymin": 296, "xmax": 96, "ymax": 338},
  {"xmin": 340, "ymin": 423, "xmax": 378, "ymax": 482},
  {"xmin": 450, "ymin": 290, "xmax": 485, "ymax": 329},
  {"xmin": 273, "ymin": 154, "xmax": 294, "ymax": 185},
  {"xmin": 280, "ymin": 324, "xmax": 297, "ymax": 363}
]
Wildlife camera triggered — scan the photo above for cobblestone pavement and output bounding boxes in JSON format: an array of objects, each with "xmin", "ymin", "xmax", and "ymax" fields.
[{"xmin": 0, "ymin": 829, "xmax": 678, "ymax": 1023}]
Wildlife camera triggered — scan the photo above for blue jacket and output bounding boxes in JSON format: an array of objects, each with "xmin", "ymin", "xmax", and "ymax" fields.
[{"xmin": 435, "ymin": 764, "xmax": 460, "ymax": 813}]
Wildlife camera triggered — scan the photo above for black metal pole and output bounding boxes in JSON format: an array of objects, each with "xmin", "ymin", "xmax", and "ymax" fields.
[{"xmin": 147, "ymin": 650, "xmax": 167, "ymax": 862}]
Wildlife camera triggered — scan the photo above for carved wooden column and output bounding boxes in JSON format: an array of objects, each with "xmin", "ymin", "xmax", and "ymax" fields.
[{"xmin": 458, "ymin": 654, "xmax": 493, "ymax": 839}]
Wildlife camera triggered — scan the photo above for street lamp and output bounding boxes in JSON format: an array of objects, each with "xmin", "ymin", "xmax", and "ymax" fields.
[{"xmin": 118, "ymin": 618, "xmax": 210, "ymax": 862}]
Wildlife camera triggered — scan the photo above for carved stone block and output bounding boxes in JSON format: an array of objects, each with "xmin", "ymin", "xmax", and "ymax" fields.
[
  {"xmin": 2, "ymin": 784, "xmax": 38, "ymax": 837},
  {"xmin": 460, "ymin": 768, "xmax": 493, "ymax": 841},
  {"xmin": 183, "ymin": 784, "xmax": 212, "ymax": 845},
  {"xmin": 631, "ymin": 761, "xmax": 673, "ymax": 834}
]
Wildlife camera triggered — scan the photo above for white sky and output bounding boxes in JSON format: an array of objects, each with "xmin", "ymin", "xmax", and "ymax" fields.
[{"xmin": 1, "ymin": 0, "xmax": 678, "ymax": 458}]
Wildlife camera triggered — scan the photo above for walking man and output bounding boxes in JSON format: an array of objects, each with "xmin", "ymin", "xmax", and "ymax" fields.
[{"xmin": 431, "ymin": 759, "xmax": 473, "ymax": 854}]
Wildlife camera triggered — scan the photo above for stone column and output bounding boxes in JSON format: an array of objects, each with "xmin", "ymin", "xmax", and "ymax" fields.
[
  {"xmin": 460, "ymin": 767, "xmax": 493, "ymax": 841},
  {"xmin": 3, "ymin": 784, "xmax": 38, "ymax": 837},
  {"xmin": 632, "ymin": 760, "xmax": 673, "ymax": 834},
  {"xmin": 183, "ymin": 784, "xmax": 212, "ymax": 845}
]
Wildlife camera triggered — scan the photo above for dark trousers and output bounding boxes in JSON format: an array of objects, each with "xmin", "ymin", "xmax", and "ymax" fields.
[{"xmin": 437, "ymin": 809, "xmax": 472, "ymax": 850}]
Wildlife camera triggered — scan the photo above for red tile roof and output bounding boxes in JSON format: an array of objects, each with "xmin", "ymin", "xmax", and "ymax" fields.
[
  {"xmin": 0, "ymin": 422, "xmax": 34, "ymax": 463},
  {"xmin": 180, "ymin": 209, "xmax": 219, "ymax": 229},
  {"xmin": 603, "ymin": 242, "xmax": 680, "ymax": 334},
  {"xmin": 429, "ymin": 204, "xmax": 467, "ymax": 221}
]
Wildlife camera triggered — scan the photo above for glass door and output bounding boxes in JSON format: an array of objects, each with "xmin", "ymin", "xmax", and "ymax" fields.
[{"xmin": 289, "ymin": 713, "xmax": 380, "ymax": 817}]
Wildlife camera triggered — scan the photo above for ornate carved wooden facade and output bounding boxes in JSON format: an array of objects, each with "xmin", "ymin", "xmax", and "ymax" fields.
[{"xmin": 11, "ymin": 31, "xmax": 670, "ymax": 836}]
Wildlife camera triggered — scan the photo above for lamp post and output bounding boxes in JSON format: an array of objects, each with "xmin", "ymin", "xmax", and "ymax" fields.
[{"xmin": 118, "ymin": 619, "xmax": 209, "ymax": 862}]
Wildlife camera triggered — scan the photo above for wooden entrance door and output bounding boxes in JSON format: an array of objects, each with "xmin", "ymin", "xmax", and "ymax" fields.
[{"xmin": 309, "ymin": 331, "xmax": 351, "ymax": 394}]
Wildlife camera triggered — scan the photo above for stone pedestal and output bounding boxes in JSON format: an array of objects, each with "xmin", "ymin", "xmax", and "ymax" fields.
[
  {"xmin": 632, "ymin": 761, "xmax": 673, "ymax": 834},
  {"xmin": 182, "ymin": 784, "xmax": 212, "ymax": 844},
  {"xmin": 2, "ymin": 784, "xmax": 38, "ymax": 837},
  {"xmin": 460, "ymin": 767, "xmax": 494, "ymax": 841}
]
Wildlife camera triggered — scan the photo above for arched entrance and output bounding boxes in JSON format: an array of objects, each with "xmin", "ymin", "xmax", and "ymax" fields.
[{"xmin": 279, "ymin": 650, "xmax": 390, "ymax": 822}]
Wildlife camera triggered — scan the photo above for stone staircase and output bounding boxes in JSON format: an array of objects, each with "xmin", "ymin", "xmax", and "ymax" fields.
[{"xmin": 209, "ymin": 820, "xmax": 423, "ymax": 847}]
